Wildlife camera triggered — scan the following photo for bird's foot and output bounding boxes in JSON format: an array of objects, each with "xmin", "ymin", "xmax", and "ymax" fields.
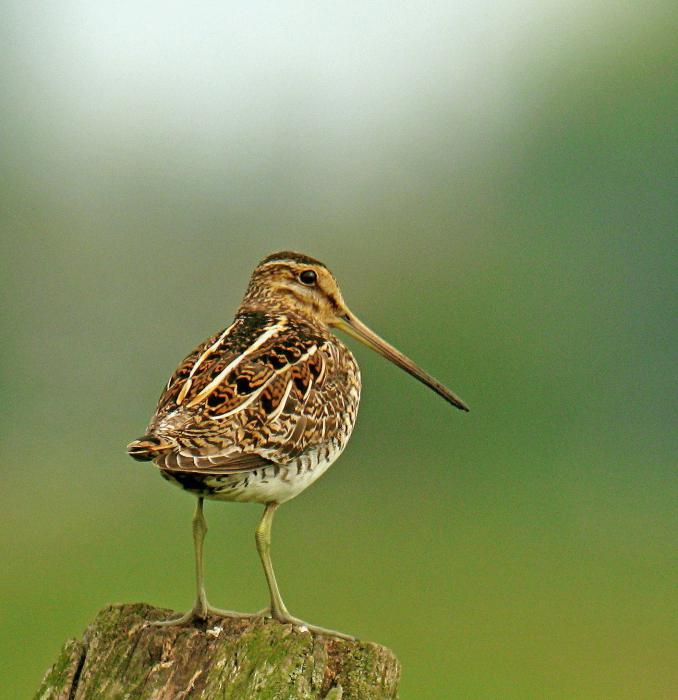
[
  {"xmin": 149, "ymin": 601, "xmax": 254, "ymax": 627},
  {"xmin": 268, "ymin": 611, "xmax": 355, "ymax": 640},
  {"xmin": 149, "ymin": 608, "xmax": 197, "ymax": 627},
  {"xmin": 203, "ymin": 603, "xmax": 255, "ymax": 619}
]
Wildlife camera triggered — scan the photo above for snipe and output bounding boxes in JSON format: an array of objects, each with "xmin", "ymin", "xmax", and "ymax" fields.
[{"xmin": 128, "ymin": 251, "xmax": 468, "ymax": 637}]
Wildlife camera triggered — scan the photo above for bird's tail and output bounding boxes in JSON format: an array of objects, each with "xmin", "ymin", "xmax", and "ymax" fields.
[{"xmin": 127, "ymin": 434, "xmax": 176, "ymax": 462}]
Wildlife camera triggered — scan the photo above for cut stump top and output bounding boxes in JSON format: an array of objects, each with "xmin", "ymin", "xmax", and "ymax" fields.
[{"xmin": 35, "ymin": 603, "xmax": 401, "ymax": 700}]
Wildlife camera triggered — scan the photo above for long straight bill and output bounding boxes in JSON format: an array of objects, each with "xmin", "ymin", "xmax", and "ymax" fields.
[{"xmin": 335, "ymin": 313, "xmax": 470, "ymax": 412}]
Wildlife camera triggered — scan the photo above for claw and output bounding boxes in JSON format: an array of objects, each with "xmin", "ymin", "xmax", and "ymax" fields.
[
  {"xmin": 148, "ymin": 604, "xmax": 255, "ymax": 627},
  {"xmin": 271, "ymin": 613, "xmax": 355, "ymax": 640}
]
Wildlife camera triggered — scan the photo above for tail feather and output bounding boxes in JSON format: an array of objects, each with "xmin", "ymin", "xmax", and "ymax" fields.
[{"xmin": 127, "ymin": 435, "xmax": 175, "ymax": 462}]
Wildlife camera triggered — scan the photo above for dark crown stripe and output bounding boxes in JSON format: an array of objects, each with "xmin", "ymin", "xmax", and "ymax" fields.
[{"xmin": 259, "ymin": 251, "xmax": 327, "ymax": 268}]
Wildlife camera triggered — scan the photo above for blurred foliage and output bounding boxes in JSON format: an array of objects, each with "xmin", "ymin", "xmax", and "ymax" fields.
[{"xmin": 1, "ymin": 2, "xmax": 676, "ymax": 698}]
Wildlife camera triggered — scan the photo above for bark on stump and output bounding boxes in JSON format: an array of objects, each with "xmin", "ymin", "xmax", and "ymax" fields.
[{"xmin": 35, "ymin": 603, "xmax": 401, "ymax": 699}]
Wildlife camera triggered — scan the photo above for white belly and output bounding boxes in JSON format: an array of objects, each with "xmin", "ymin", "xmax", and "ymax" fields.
[
  {"xmin": 162, "ymin": 439, "xmax": 346, "ymax": 505},
  {"xmin": 223, "ymin": 449, "xmax": 342, "ymax": 504}
]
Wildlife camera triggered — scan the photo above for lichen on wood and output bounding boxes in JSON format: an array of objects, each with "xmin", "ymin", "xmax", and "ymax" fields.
[{"xmin": 35, "ymin": 603, "xmax": 400, "ymax": 699}]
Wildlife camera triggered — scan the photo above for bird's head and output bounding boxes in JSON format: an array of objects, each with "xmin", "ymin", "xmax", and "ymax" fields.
[
  {"xmin": 243, "ymin": 250, "xmax": 469, "ymax": 412},
  {"xmin": 244, "ymin": 251, "xmax": 349, "ymax": 325}
]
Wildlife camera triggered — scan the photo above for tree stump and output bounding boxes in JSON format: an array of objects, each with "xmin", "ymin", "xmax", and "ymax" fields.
[{"xmin": 35, "ymin": 603, "xmax": 401, "ymax": 699}]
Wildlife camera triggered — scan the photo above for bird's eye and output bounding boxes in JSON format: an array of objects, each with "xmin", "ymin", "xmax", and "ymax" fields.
[{"xmin": 299, "ymin": 269, "xmax": 317, "ymax": 285}]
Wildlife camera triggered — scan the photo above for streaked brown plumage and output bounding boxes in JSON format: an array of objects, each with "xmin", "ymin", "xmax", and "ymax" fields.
[
  {"xmin": 127, "ymin": 250, "xmax": 468, "ymax": 636},
  {"xmin": 129, "ymin": 252, "xmax": 361, "ymax": 505}
]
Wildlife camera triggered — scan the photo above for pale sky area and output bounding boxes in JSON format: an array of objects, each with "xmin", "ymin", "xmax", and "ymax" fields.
[{"xmin": 3, "ymin": 1, "xmax": 657, "ymax": 179}]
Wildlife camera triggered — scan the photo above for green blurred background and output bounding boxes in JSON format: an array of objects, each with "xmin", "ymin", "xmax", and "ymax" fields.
[{"xmin": 1, "ymin": 1, "xmax": 676, "ymax": 698}]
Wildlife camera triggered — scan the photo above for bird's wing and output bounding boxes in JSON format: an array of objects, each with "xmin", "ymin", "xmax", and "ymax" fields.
[
  {"xmin": 143, "ymin": 312, "xmax": 357, "ymax": 475},
  {"xmin": 157, "ymin": 450, "xmax": 274, "ymax": 473}
]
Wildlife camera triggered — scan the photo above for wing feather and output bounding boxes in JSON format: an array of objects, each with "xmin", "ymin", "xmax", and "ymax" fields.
[
  {"xmin": 158, "ymin": 449, "xmax": 274, "ymax": 474},
  {"xmin": 145, "ymin": 312, "xmax": 358, "ymax": 477}
]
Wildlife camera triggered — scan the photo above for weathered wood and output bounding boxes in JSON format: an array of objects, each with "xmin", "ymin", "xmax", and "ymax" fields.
[{"xmin": 35, "ymin": 604, "xmax": 401, "ymax": 699}]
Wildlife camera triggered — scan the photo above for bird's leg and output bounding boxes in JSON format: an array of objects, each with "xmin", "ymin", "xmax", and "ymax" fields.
[
  {"xmin": 254, "ymin": 503, "xmax": 355, "ymax": 640},
  {"xmin": 255, "ymin": 502, "xmax": 290, "ymax": 619},
  {"xmin": 191, "ymin": 496, "xmax": 209, "ymax": 615},
  {"xmin": 150, "ymin": 497, "xmax": 207, "ymax": 626},
  {"xmin": 151, "ymin": 497, "xmax": 250, "ymax": 626}
]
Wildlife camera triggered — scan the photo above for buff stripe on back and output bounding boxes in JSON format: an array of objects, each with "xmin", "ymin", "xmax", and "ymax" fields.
[{"xmin": 187, "ymin": 320, "xmax": 287, "ymax": 408}]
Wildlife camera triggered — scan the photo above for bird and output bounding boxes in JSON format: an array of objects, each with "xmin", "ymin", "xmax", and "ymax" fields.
[{"xmin": 127, "ymin": 250, "xmax": 468, "ymax": 637}]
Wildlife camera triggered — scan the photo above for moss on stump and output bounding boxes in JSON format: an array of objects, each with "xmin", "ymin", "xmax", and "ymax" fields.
[{"xmin": 35, "ymin": 603, "xmax": 400, "ymax": 699}]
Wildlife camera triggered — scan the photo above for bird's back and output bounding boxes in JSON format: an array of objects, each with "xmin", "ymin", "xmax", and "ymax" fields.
[{"xmin": 129, "ymin": 309, "xmax": 360, "ymax": 502}]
